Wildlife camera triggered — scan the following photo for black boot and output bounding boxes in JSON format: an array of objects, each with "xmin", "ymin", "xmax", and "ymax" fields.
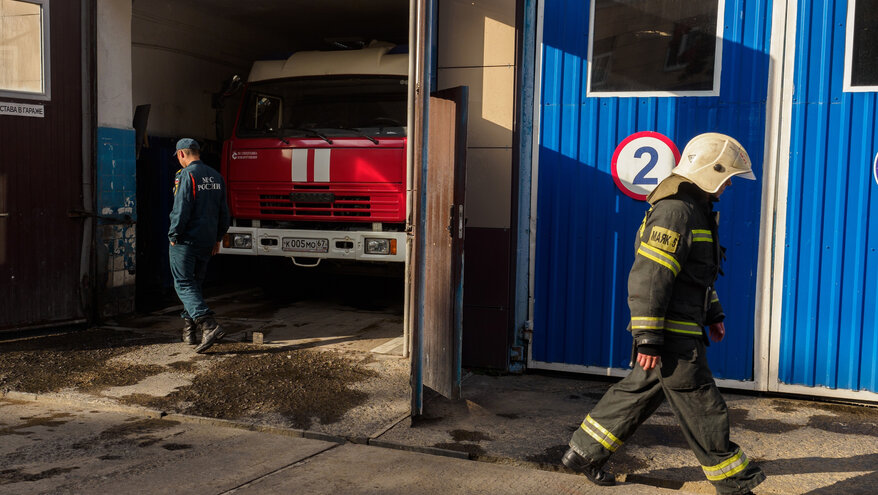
[
  {"xmin": 182, "ymin": 318, "xmax": 197, "ymax": 345},
  {"xmin": 561, "ymin": 448, "xmax": 615, "ymax": 486},
  {"xmin": 194, "ymin": 316, "xmax": 225, "ymax": 353}
]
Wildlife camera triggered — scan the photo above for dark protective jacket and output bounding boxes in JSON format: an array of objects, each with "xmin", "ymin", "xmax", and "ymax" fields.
[
  {"xmin": 168, "ymin": 160, "xmax": 231, "ymax": 249},
  {"xmin": 628, "ymin": 175, "xmax": 725, "ymax": 353}
]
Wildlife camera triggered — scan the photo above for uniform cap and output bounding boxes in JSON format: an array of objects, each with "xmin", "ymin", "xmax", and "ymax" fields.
[{"xmin": 173, "ymin": 138, "xmax": 200, "ymax": 156}]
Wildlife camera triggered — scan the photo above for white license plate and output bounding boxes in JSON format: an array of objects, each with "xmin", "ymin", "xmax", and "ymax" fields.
[{"xmin": 282, "ymin": 237, "xmax": 329, "ymax": 253}]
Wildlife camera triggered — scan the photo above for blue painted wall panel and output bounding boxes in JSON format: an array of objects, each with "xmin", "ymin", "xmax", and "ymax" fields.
[
  {"xmin": 780, "ymin": 0, "xmax": 878, "ymax": 392},
  {"xmin": 534, "ymin": 0, "xmax": 771, "ymax": 380}
]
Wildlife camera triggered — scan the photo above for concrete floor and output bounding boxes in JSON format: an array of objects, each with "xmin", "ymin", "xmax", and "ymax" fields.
[
  {"xmin": 0, "ymin": 398, "xmax": 677, "ymax": 495},
  {"xmin": 3, "ymin": 283, "xmax": 878, "ymax": 494}
]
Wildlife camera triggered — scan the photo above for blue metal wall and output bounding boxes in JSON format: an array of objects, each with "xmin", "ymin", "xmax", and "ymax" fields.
[
  {"xmin": 533, "ymin": 0, "xmax": 772, "ymax": 380},
  {"xmin": 779, "ymin": 0, "xmax": 878, "ymax": 392}
]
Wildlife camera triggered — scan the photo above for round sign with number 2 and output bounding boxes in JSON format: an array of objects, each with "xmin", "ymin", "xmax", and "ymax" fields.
[{"xmin": 611, "ymin": 131, "xmax": 681, "ymax": 201}]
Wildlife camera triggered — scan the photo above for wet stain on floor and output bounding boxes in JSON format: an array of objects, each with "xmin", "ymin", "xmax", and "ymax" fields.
[
  {"xmin": 525, "ymin": 444, "xmax": 568, "ymax": 466},
  {"xmin": 71, "ymin": 418, "xmax": 180, "ymax": 450},
  {"xmin": 450, "ymin": 429, "xmax": 493, "ymax": 442},
  {"xmin": 729, "ymin": 408, "xmax": 802, "ymax": 434},
  {"xmin": 162, "ymin": 443, "xmax": 192, "ymax": 450},
  {"xmin": 0, "ymin": 466, "xmax": 79, "ymax": 484},
  {"xmin": 0, "ymin": 413, "xmax": 74, "ymax": 436},
  {"xmin": 0, "ymin": 329, "xmax": 170, "ymax": 393},
  {"xmin": 410, "ymin": 415, "xmax": 444, "ymax": 427},
  {"xmin": 120, "ymin": 345, "xmax": 377, "ymax": 429},
  {"xmin": 433, "ymin": 442, "xmax": 487, "ymax": 457},
  {"xmin": 166, "ymin": 361, "xmax": 199, "ymax": 373},
  {"xmin": 806, "ymin": 414, "xmax": 878, "ymax": 437}
]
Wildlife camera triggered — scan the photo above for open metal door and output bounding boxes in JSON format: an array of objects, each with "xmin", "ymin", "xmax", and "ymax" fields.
[
  {"xmin": 425, "ymin": 88, "xmax": 468, "ymax": 398},
  {"xmin": 410, "ymin": 86, "xmax": 468, "ymax": 413}
]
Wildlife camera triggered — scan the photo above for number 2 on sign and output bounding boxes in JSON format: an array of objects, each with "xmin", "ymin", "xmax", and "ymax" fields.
[{"xmin": 632, "ymin": 146, "xmax": 659, "ymax": 185}]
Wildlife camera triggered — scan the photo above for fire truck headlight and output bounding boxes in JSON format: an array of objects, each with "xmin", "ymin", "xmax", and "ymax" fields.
[
  {"xmin": 230, "ymin": 233, "xmax": 252, "ymax": 249},
  {"xmin": 365, "ymin": 238, "xmax": 396, "ymax": 255}
]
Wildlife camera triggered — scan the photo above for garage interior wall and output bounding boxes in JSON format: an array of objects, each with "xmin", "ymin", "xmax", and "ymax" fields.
[
  {"xmin": 437, "ymin": 0, "xmax": 517, "ymax": 369},
  {"xmin": 131, "ymin": 0, "xmax": 288, "ymax": 140},
  {"xmin": 96, "ymin": 0, "xmax": 136, "ymax": 316}
]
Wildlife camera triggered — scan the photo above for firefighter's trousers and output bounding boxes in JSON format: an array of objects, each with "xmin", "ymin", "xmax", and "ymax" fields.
[{"xmin": 569, "ymin": 334, "xmax": 765, "ymax": 495}]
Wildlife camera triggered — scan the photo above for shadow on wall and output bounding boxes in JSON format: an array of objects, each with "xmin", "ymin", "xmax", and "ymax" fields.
[{"xmin": 532, "ymin": 0, "xmax": 771, "ymax": 381}]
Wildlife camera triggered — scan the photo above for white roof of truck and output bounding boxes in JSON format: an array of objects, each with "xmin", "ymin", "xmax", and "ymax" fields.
[{"xmin": 248, "ymin": 42, "xmax": 408, "ymax": 82}]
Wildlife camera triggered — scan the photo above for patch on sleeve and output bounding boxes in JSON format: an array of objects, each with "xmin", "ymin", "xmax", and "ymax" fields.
[
  {"xmin": 646, "ymin": 226, "xmax": 681, "ymax": 253},
  {"xmin": 173, "ymin": 177, "xmax": 180, "ymax": 196}
]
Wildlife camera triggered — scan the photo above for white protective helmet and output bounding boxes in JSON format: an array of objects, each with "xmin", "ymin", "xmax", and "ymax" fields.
[{"xmin": 673, "ymin": 133, "xmax": 755, "ymax": 193}]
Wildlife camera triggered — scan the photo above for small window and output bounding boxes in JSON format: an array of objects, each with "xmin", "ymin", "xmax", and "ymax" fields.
[
  {"xmin": 844, "ymin": 0, "xmax": 878, "ymax": 92},
  {"xmin": 587, "ymin": 0, "xmax": 724, "ymax": 97},
  {"xmin": 0, "ymin": 0, "xmax": 49, "ymax": 100}
]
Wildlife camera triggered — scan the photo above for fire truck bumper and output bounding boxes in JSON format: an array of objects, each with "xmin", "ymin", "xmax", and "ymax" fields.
[{"xmin": 219, "ymin": 227, "xmax": 407, "ymax": 263}]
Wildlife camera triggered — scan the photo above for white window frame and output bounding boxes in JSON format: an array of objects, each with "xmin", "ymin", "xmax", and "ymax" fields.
[
  {"xmin": 843, "ymin": 0, "xmax": 878, "ymax": 92},
  {"xmin": 0, "ymin": 0, "xmax": 51, "ymax": 101},
  {"xmin": 586, "ymin": 0, "xmax": 725, "ymax": 98}
]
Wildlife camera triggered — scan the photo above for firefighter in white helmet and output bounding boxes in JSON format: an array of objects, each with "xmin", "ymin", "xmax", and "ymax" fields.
[{"xmin": 561, "ymin": 133, "xmax": 766, "ymax": 495}]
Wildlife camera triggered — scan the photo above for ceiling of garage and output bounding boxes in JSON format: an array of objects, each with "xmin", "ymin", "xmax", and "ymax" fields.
[{"xmin": 180, "ymin": 0, "xmax": 409, "ymax": 50}]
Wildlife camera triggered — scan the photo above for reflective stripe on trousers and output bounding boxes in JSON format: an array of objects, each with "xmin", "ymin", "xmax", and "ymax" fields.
[
  {"xmin": 580, "ymin": 415, "xmax": 623, "ymax": 452},
  {"xmin": 702, "ymin": 448, "xmax": 750, "ymax": 481}
]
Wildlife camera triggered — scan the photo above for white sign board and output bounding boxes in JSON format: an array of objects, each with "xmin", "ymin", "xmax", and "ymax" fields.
[
  {"xmin": 611, "ymin": 131, "xmax": 680, "ymax": 201},
  {"xmin": 0, "ymin": 102, "xmax": 45, "ymax": 118}
]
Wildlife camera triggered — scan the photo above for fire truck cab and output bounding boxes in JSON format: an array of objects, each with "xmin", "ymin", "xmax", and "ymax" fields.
[{"xmin": 219, "ymin": 42, "xmax": 408, "ymax": 265}]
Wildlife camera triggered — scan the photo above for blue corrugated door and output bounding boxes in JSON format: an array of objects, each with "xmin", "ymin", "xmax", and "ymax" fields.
[
  {"xmin": 533, "ymin": 0, "xmax": 772, "ymax": 380},
  {"xmin": 779, "ymin": 0, "xmax": 878, "ymax": 392}
]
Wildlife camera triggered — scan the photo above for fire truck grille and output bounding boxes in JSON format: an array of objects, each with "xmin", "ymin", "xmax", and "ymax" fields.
[{"xmin": 259, "ymin": 194, "xmax": 371, "ymax": 217}]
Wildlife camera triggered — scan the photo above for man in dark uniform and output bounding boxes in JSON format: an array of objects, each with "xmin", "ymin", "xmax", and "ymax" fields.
[
  {"xmin": 561, "ymin": 133, "xmax": 766, "ymax": 495},
  {"xmin": 169, "ymin": 138, "xmax": 230, "ymax": 353}
]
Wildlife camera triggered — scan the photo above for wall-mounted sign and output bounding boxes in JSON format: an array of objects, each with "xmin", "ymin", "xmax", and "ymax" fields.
[
  {"xmin": 0, "ymin": 102, "xmax": 45, "ymax": 118},
  {"xmin": 611, "ymin": 131, "xmax": 680, "ymax": 201}
]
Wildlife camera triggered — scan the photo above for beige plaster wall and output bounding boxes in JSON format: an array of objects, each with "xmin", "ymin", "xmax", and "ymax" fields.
[{"xmin": 437, "ymin": 0, "xmax": 516, "ymax": 229}]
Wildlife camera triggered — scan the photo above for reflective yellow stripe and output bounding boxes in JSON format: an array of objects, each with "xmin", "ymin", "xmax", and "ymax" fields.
[
  {"xmin": 692, "ymin": 229, "xmax": 713, "ymax": 242},
  {"xmin": 637, "ymin": 243, "xmax": 681, "ymax": 275},
  {"xmin": 710, "ymin": 290, "xmax": 720, "ymax": 304},
  {"xmin": 580, "ymin": 415, "xmax": 623, "ymax": 452},
  {"xmin": 702, "ymin": 450, "xmax": 749, "ymax": 481},
  {"xmin": 631, "ymin": 316, "xmax": 664, "ymax": 330},
  {"xmin": 665, "ymin": 320, "xmax": 703, "ymax": 335}
]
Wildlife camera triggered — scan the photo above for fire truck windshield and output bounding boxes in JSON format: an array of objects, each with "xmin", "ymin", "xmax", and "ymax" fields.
[{"xmin": 236, "ymin": 76, "xmax": 408, "ymax": 139}]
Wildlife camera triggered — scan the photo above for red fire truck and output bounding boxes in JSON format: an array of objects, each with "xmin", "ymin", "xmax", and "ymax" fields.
[{"xmin": 219, "ymin": 43, "xmax": 408, "ymax": 267}]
